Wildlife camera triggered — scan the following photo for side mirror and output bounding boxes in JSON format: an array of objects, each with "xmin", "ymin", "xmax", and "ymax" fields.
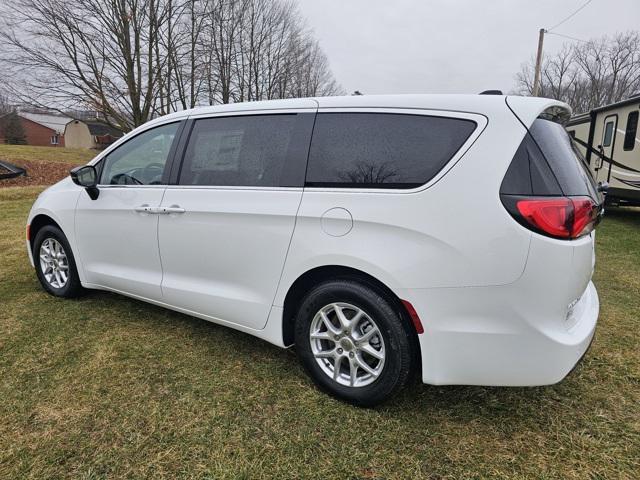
[{"xmin": 70, "ymin": 165, "xmax": 99, "ymax": 200}]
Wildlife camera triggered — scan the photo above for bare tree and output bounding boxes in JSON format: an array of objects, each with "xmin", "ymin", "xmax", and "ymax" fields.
[
  {"xmin": 0, "ymin": 89, "xmax": 10, "ymax": 116},
  {"xmin": 514, "ymin": 31, "xmax": 640, "ymax": 112},
  {"xmin": 0, "ymin": 0, "xmax": 175, "ymax": 131},
  {"xmin": 341, "ymin": 161, "xmax": 399, "ymax": 185},
  {"xmin": 0, "ymin": 0, "xmax": 342, "ymax": 131}
]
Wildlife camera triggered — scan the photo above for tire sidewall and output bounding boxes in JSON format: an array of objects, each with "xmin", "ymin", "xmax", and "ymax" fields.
[
  {"xmin": 33, "ymin": 225, "xmax": 82, "ymax": 297},
  {"xmin": 294, "ymin": 280, "xmax": 412, "ymax": 406}
]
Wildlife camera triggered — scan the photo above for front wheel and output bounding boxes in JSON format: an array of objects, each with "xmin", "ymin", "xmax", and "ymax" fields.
[
  {"xmin": 294, "ymin": 280, "xmax": 414, "ymax": 407},
  {"xmin": 33, "ymin": 225, "xmax": 84, "ymax": 298}
]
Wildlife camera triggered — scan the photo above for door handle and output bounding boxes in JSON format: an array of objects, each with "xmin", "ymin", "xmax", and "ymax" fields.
[
  {"xmin": 162, "ymin": 205, "xmax": 186, "ymax": 214},
  {"xmin": 134, "ymin": 204, "xmax": 185, "ymax": 214},
  {"xmin": 134, "ymin": 204, "xmax": 152, "ymax": 213}
]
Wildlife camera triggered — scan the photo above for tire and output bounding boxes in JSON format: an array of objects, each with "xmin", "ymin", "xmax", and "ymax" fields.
[
  {"xmin": 294, "ymin": 280, "xmax": 414, "ymax": 407},
  {"xmin": 33, "ymin": 225, "xmax": 84, "ymax": 298}
]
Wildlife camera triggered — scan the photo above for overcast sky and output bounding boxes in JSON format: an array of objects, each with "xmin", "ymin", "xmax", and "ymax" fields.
[{"xmin": 296, "ymin": 0, "xmax": 640, "ymax": 95}]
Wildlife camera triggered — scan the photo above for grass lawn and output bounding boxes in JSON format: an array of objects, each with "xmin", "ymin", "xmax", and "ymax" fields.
[
  {"xmin": 0, "ymin": 144, "xmax": 96, "ymax": 165},
  {"xmin": 0, "ymin": 146, "xmax": 639, "ymax": 479}
]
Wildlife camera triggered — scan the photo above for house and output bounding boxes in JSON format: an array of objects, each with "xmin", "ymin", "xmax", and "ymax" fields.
[
  {"xmin": 17, "ymin": 112, "xmax": 71, "ymax": 147},
  {"xmin": 0, "ymin": 111, "xmax": 122, "ymax": 149},
  {"xmin": 64, "ymin": 119, "xmax": 122, "ymax": 149}
]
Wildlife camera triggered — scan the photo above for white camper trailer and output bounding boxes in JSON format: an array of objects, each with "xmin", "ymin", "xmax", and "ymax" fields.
[{"xmin": 567, "ymin": 94, "xmax": 640, "ymax": 206}]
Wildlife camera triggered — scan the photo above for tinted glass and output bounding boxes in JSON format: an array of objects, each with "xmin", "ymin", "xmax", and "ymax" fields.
[
  {"xmin": 500, "ymin": 133, "xmax": 562, "ymax": 196},
  {"xmin": 624, "ymin": 111, "xmax": 638, "ymax": 151},
  {"xmin": 179, "ymin": 114, "xmax": 296, "ymax": 187},
  {"xmin": 529, "ymin": 118, "xmax": 599, "ymax": 198},
  {"xmin": 100, "ymin": 123, "xmax": 179, "ymax": 185},
  {"xmin": 603, "ymin": 121, "xmax": 614, "ymax": 147},
  {"xmin": 306, "ymin": 113, "xmax": 476, "ymax": 188}
]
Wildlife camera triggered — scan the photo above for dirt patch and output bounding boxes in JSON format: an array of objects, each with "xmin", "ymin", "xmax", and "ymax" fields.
[{"xmin": 0, "ymin": 159, "xmax": 81, "ymax": 188}]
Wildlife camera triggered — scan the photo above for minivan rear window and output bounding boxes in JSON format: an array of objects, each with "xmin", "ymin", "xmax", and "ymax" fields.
[
  {"xmin": 529, "ymin": 118, "xmax": 599, "ymax": 198},
  {"xmin": 305, "ymin": 113, "xmax": 476, "ymax": 188}
]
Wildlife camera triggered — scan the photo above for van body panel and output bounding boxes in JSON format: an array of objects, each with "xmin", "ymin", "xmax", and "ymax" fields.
[
  {"xmin": 27, "ymin": 94, "xmax": 601, "ymax": 392},
  {"xmin": 274, "ymin": 105, "xmax": 533, "ymax": 305}
]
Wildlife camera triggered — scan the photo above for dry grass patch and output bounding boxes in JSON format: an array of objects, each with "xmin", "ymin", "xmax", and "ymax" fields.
[{"xmin": 0, "ymin": 144, "xmax": 96, "ymax": 188}]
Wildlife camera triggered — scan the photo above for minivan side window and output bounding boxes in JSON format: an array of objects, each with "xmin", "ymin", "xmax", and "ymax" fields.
[
  {"xmin": 100, "ymin": 122, "xmax": 179, "ymax": 185},
  {"xmin": 305, "ymin": 113, "xmax": 477, "ymax": 188},
  {"xmin": 623, "ymin": 111, "xmax": 638, "ymax": 151},
  {"xmin": 179, "ymin": 114, "xmax": 297, "ymax": 187}
]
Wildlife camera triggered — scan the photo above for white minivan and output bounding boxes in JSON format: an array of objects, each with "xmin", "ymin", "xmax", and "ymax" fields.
[{"xmin": 27, "ymin": 94, "xmax": 603, "ymax": 406}]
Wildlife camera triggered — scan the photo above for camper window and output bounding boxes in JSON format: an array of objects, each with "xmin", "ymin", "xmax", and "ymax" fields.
[
  {"xmin": 603, "ymin": 122, "xmax": 614, "ymax": 147},
  {"xmin": 623, "ymin": 111, "xmax": 638, "ymax": 151}
]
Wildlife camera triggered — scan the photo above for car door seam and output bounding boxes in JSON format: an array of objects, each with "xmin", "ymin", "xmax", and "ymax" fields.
[
  {"xmin": 268, "ymin": 109, "xmax": 318, "ymax": 315},
  {"xmin": 157, "ymin": 185, "xmax": 169, "ymax": 297}
]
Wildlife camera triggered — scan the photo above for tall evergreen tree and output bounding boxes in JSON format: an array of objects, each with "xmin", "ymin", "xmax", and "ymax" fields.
[{"xmin": 2, "ymin": 112, "xmax": 26, "ymax": 144}]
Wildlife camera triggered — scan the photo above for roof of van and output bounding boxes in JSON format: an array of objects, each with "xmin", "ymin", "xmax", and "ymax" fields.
[{"xmin": 147, "ymin": 94, "xmax": 568, "ymax": 127}]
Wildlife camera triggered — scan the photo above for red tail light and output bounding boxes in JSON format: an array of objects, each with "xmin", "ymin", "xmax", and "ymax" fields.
[
  {"xmin": 514, "ymin": 196, "xmax": 599, "ymax": 239},
  {"xmin": 401, "ymin": 299, "xmax": 424, "ymax": 334}
]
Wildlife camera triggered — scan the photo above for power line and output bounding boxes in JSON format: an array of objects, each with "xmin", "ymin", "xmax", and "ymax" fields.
[
  {"xmin": 546, "ymin": 31, "xmax": 590, "ymax": 43},
  {"xmin": 548, "ymin": 0, "xmax": 595, "ymax": 32},
  {"xmin": 533, "ymin": 0, "xmax": 596, "ymax": 96}
]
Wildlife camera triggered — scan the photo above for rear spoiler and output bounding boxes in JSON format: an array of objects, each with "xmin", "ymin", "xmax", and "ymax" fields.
[{"xmin": 506, "ymin": 96, "xmax": 572, "ymax": 131}]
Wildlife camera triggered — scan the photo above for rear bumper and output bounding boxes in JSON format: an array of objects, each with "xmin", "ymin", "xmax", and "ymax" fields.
[{"xmin": 399, "ymin": 281, "xmax": 598, "ymax": 386}]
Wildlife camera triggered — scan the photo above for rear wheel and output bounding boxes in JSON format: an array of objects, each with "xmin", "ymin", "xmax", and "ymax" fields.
[
  {"xmin": 33, "ymin": 225, "xmax": 84, "ymax": 298},
  {"xmin": 294, "ymin": 280, "xmax": 414, "ymax": 407}
]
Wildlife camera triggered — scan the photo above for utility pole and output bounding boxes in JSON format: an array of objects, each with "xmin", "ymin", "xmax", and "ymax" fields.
[{"xmin": 532, "ymin": 28, "xmax": 546, "ymax": 97}]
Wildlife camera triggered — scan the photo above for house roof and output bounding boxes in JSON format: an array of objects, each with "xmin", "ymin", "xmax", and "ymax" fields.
[
  {"xmin": 85, "ymin": 121, "xmax": 123, "ymax": 137},
  {"xmin": 20, "ymin": 112, "xmax": 72, "ymax": 134}
]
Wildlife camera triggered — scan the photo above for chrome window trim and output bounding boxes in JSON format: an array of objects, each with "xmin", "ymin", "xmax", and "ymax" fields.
[
  {"xmin": 187, "ymin": 107, "xmax": 316, "ymax": 120},
  {"xmin": 163, "ymin": 185, "xmax": 303, "ymax": 191}
]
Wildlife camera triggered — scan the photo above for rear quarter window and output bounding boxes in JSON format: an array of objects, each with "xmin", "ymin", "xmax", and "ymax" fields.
[
  {"xmin": 306, "ymin": 113, "xmax": 477, "ymax": 188},
  {"xmin": 529, "ymin": 118, "xmax": 599, "ymax": 198}
]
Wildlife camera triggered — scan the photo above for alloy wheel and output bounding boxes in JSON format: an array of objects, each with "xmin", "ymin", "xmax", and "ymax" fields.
[
  {"xmin": 39, "ymin": 238, "xmax": 69, "ymax": 289},
  {"xmin": 309, "ymin": 302, "xmax": 386, "ymax": 387}
]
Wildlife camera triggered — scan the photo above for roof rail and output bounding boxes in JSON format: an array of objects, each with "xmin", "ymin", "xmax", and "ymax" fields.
[{"xmin": 479, "ymin": 90, "xmax": 503, "ymax": 95}]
